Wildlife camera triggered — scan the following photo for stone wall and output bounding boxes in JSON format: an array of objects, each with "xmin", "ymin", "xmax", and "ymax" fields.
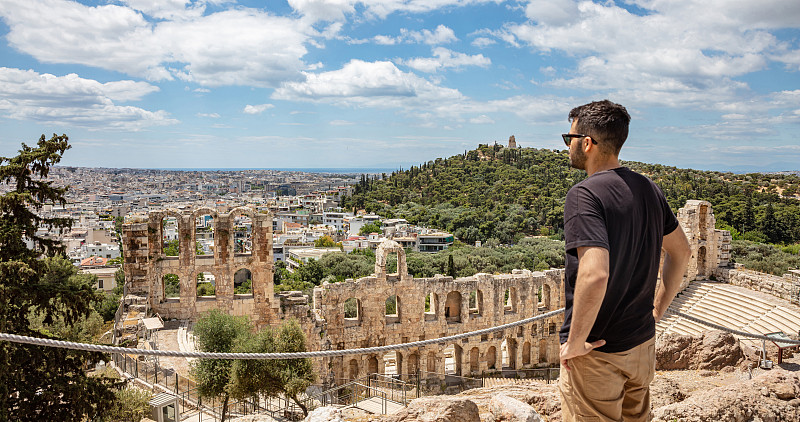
[
  {"xmin": 122, "ymin": 207, "xmax": 278, "ymax": 327},
  {"xmin": 715, "ymin": 265, "xmax": 798, "ymax": 303},
  {"xmin": 677, "ymin": 200, "xmax": 731, "ymax": 290}
]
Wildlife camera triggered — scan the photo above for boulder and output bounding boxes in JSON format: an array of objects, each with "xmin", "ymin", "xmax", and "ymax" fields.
[
  {"xmin": 303, "ymin": 406, "xmax": 345, "ymax": 422},
  {"xmin": 489, "ymin": 394, "xmax": 544, "ymax": 422},
  {"xmin": 384, "ymin": 397, "xmax": 480, "ymax": 422},
  {"xmin": 656, "ymin": 331, "xmax": 745, "ymax": 370},
  {"xmin": 652, "ymin": 368, "xmax": 800, "ymax": 422}
]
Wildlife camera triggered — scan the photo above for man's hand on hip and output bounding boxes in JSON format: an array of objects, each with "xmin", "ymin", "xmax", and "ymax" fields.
[{"xmin": 560, "ymin": 339, "xmax": 606, "ymax": 371}]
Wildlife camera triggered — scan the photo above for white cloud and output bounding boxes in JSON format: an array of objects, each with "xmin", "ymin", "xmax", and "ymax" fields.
[
  {"xmin": 398, "ymin": 47, "xmax": 491, "ymax": 73},
  {"xmin": 120, "ymin": 0, "xmax": 204, "ymax": 20},
  {"xmin": 0, "ymin": 67, "xmax": 175, "ymax": 130},
  {"xmin": 243, "ymin": 104, "xmax": 275, "ymax": 114},
  {"xmin": 471, "ymin": 37, "xmax": 496, "ymax": 48},
  {"xmin": 356, "ymin": 24, "xmax": 458, "ymax": 45},
  {"xmin": 288, "ymin": 0, "xmax": 501, "ymax": 22},
  {"xmin": 0, "ymin": 0, "xmax": 311, "ymax": 87},
  {"xmin": 197, "ymin": 112, "xmax": 220, "ymax": 118},
  {"xmin": 272, "ymin": 59, "xmax": 464, "ymax": 112},
  {"xmin": 469, "ymin": 115, "xmax": 494, "ymax": 124},
  {"xmin": 330, "ymin": 120, "xmax": 355, "ymax": 125}
]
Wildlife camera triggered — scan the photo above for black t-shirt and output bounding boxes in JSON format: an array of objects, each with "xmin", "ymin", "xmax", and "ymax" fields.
[{"xmin": 560, "ymin": 167, "xmax": 679, "ymax": 353}]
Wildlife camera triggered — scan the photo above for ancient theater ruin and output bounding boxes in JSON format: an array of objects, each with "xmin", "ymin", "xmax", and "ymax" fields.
[{"xmin": 119, "ymin": 199, "xmax": 759, "ymax": 385}]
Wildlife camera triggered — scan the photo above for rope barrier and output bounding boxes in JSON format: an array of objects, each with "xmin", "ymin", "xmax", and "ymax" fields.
[
  {"xmin": 0, "ymin": 309, "xmax": 565, "ymax": 359},
  {"xmin": 1, "ymin": 308, "xmax": 798, "ymax": 359}
]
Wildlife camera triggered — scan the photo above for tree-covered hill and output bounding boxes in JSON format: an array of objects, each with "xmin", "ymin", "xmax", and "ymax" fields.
[{"xmin": 341, "ymin": 144, "xmax": 800, "ymax": 248}]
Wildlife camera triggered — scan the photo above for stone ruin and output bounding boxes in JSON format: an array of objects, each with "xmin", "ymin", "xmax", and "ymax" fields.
[{"xmin": 119, "ymin": 200, "xmax": 731, "ymax": 385}]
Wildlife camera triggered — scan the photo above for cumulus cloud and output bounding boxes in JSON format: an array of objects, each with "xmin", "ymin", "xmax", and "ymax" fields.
[
  {"xmin": 272, "ymin": 59, "xmax": 464, "ymax": 111},
  {"xmin": 288, "ymin": 0, "xmax": 501, "ymax": 21},
  {"xmin": 469, "ymin": 115, "xmax": 494, "ymax": 124},
  {"xmin": 197, "ymin": 112, "xmax": 220, "ymax": 118},
  {"xmin": 398, "ymin": 47, "xmax": 491, "ymax": 73},
  {"xmin": 243, "ymin": 104, "xmax": 275, "ymax": 114},
  {"xmin": 0, "ymin": 0, "xmax": 310, "ymax": 87},
  {"xmin": 355, "ymin": 24, "xmax": 458, "ymax": 45},
  {"xmin": 0, "ymin": 67, "xmax": 175, "ymax": 130},
  {"xmin": 497, "ymin": 0, "xmax": 800, "ymax": 111}
]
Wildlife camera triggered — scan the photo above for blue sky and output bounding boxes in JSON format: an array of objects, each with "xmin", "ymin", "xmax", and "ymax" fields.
[{"xmin": 1, "ymin": 0, "xmax": 799, "ymax": 171}]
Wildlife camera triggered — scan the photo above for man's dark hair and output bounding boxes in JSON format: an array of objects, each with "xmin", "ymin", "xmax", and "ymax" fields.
[{"xmin": 568, "ymin": 100, "xmax": 630, "ymax": 155}]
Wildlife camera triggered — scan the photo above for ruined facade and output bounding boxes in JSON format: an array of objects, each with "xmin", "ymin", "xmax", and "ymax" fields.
[
  {"xmin": 120, "ymin": 199, "xmax": 731, "ymax": 385},
  {"xmin": 676, "ymin": 200, "xmax": 732, "ymax": 289}
]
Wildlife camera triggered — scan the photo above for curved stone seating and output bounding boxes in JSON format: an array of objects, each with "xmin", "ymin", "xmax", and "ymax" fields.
[{"xmin": 657, "ymin": 282, "xmax": 800, "ymax": 347}]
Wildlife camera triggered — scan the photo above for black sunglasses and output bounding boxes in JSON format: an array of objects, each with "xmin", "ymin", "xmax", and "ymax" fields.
[{"xmin": 562, "ymin": 134, "xmax": 598, "ymax": 147}]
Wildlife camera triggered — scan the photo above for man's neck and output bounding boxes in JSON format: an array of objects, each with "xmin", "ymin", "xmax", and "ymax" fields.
[{"xmin": 585, "ymin": 156, "xmax": 621, "ymax": 177}]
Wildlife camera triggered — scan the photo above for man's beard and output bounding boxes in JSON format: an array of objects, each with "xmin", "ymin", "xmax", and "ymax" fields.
[{"xmin": 569, "ymin": 144, "xmax": 586, "ymax": 170}]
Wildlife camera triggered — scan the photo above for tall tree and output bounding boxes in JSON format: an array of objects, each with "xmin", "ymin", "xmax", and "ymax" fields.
[
  {"xmin": 191, "ymin": 309, "xmax": 250, "ymax": 422},
  {"xmin": 0, "ymin": 134, "xmax": 117, "ymax": 420}
]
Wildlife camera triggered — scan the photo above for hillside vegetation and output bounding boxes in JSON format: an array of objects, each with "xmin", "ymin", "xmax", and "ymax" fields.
[{"xmin": 340, "ymin": 144, "xmax": 800, "ymax": 275}]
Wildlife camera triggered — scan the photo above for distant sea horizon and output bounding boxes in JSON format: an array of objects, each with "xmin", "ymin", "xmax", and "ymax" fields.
[{"xmin": 141, "ymin": 167, "xmax": 397, "ymax": 174}]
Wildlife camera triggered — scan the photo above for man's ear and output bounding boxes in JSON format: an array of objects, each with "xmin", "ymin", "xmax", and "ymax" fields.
[{"xmin": 583, "ymin": 137, "xmax": 594, "ymax": 153}]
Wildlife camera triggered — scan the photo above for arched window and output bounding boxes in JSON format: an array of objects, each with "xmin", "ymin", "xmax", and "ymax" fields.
[
  {"xmin": 504, "ymin": 287, "xmax": 517, "ymax": 313},
  {"xmin": 444, "ymin": 344, "xmax": 462, "ymax": 375},
  {"xmin": 348, "ymin": 358, "xmax": 359, "ymax": 381},
  {"xmin": 196, "ymin": 272, "xmax": 215, "ymax": 298},
  {"xmin": 468, "ymin": 289, "xmax": 483, "ymax": 316},
  {"xmin": 367, "ymin": 356, "xmax": 379, "ymax": 375},
  {"xmin": 486, "ymin": 346, "xmax": 497, "ymax": 370},
  {"xmin": 424, "ymin": 292, "xmax": 438, "ymax": 320},
  {"xmin": 195, "ymin": 213, "xmax": 214, "ymax": 258},
  {"xmin": 385, "ymin": 295, "xmax": 399, "ymax": 316},
  {"xmin": 542, "ymin": 284, "xmax": 552, "ymax": 310},
  {"xmin": 445, "ymin": 291, "xmax": 462, "ymax": 323},
  {"xmin": 344, "ymin": 298, "xmax": 360, "ymax": 320},
  {"xmin": 162, "ymin": 216, "xmax": 179, "ymax": 256},
  {"xmin": 469, "ymin": 347, "xmax": 480, "ymax": 373},
  {"xmin": 539, "ymin": 339, "xmax": 548, "ymax": 363},
  {"xmin": 502, "ymin": 338, "xmax": 517, "ymax": 369},
  {"xmin": 427, "ymin": 351, "xmax": 437, "ymax": 373},
  {"xmin": 163, "ymin": 273, "xmax": 180, "ymax": 299},
  {"xmin": 232, "ymin": 213, "xmax": 252, "ymax": 256},
  {"xmin": 234, "ymin": 268, "xmax": 252, "ymax": 296},
  {"xmin": 522, "ymin": 342, "xmax": 531, "ymax": 366}
]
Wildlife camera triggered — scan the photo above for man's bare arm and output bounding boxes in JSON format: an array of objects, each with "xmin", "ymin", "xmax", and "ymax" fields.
[
  {"xmin": 560, "ymin": 246, "xmax": 608, "ymax": 369},
  {"xmin": 653, "ymin": 226, "xmax": 692, "ymax": 322}
]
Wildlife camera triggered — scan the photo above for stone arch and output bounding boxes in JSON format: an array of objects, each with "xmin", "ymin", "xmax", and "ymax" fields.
[
  {"xmin": 427, "ymin": 351, "xmax": 436, "ymax": 373},
  {"xmin": 444, "ymin": 344, "xmax": 462, "ymax": 375},
  {"xmin": 407, "ymin": 353, "xmax": 419, "ymax": 375},
  {"xmin": 160, "ymin": 212, "xmax": 182, "ymax": 257},
  {"xmin": 162, "ymin": 273, "xmax": 180, "ymax": 300},
  {"xmin": 374, "ymin": 240, "xmax": 408, "ymax": 280},
  {"xmin": 504, "ymin": 287, "xmax": 517, "ymax": 313},
  {"xmin": 367, "ymin": 356, "xmax": 379, "ymax": 375},
  {"xmin": 522, "ymin": 341, "xmax": 531, "ymax": 366},
  {"xmin": 230, "ymin": 209, "xmax": 253, "ymax": 256},
  {"xmin": 425, "ymin": 292, "xmax": 438, "ymax": 318},
  {"xmin": 234, "ymin": 268, "xmax": 252, "ymax": 295},
  {"xmin": 502, "ymin": 338, "xmax": 517, "ymax": 369},
  {"xmin": 195, "ymin": 271, "xmax": 216, "ymax": 298},
  {"xmin": 539, "ymin": 339, "xmax": 548, "ymax": 363},
  {"xmin": 193, "ymin": 209, "xmax": 217, "ymax": 258},
  {"xmin": 344, "ymin": 297, "xmax": 361, "ymax": 321},
  {"xmin": 445, "ymin": 291, "xmax": 462, "ymax": 323},
  {"xmin": 469, "ymin": 347, "xmax": 480, "ymax": 374},
  {"xmin": 542, "ymin": 283, "xmax": 552, "ymax": 310},
  {"xmin": 383, "ymin": 351, "xmax": 401, "ymax": 376},
  {"xmin": 469, "ymin": 289, "xmax": 483, "ymax": 316},
  {"xmin": 385, "ymin": 295, "xmax": 399, "ymax": 317},
  {"xmin": 697, "ymin": 246, "xmax": 707, "ymax": 278},
  {"xmin": 486, "ymin": 345, "xmax": 497, "ymax": 370},
  {"xmin": 348, "ymin": 358, "xmax": 359, "ymax": 381}
]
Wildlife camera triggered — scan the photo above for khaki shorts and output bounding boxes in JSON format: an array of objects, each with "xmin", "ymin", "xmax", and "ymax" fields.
[{"xmin": 559, "ymin": 336, "xmax": 655, "ymax": 422}]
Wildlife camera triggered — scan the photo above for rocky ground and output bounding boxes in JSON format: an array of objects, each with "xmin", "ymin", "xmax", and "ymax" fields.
[{"xmin": 298, "ymin": 330, "xmax": 800, "ymax": 422}]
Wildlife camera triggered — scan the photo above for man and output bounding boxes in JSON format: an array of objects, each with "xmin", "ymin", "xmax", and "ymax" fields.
[{"xmin": 558, "ymin": 100, "xmax": 691, "ymax": 421}]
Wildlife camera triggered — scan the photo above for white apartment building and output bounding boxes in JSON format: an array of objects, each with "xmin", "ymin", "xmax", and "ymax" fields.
[{"xmin": 81, "ymin": 242, "xmax": 121, "ymax": 260}]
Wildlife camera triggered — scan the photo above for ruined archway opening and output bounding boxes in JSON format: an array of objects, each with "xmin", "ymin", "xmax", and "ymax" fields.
[
  {"xmin": 196, "ymin": 271, "xmax": 215, "ymax": 298},
  {"xmin": 162, "ymin": 216, "xmax": 179, "ymax": 257},
  {"xmin": 504, "ymin": 287, "xmax": 517, "ymax": 313},
  {"xmin": 469, "ymin": 347, "xmax": 480, "ymax": 374},
  {"xmin": 234, "ymin": 268, "xmax": 252, "ymax": 296},
  {"xmin": 542, "ymin": 284, "xmax": 552, "ymax": 310},
  {"xmin": 444, "ymin": 344, "xmax": 462, "ymax": 375},
  {"xmin": 445, "ymin": 291, "xmax": 461, "ymax": 323},
  {"xmin": 539, "ymin": 339, "xmax": 548, "ymax": 364},
  {"xmin": 163, "ymin": 273, "xmax": 180, "ymax": 300},
  {"xmin": 469, "ymin": 289, "xmax": 483, "ymax": 316},
  {"xmin": 424, "ymin": 292, "xmax": 438, "ymax": 321},
  {"xmin": 232, "ymin": 213, "xmax": 252, "ymax": 256},
  {"xmin": 195, "ymin": 214, "xmax": 214, "ymax": 258},
  {"xmin": 348, "ymin": 358, "xmax": 359, "ymax": 381},
  {"xmin": 522, "ymin": 341, "xmax": 531, "ymax": 366},
  {"xmin": 344, "ymin": 297, "xmax": 361, "ymax": 321},
  {"xmin": 383, "ymin": 351, "xmax": 401, "ymax": 376},
  {"xmin": 486, "ymin": 345, "xmax": 497, "ymax": 370},
  {"xmin": 427, "ymin": 351, "xmax": 436, "ymax": 373},
  {"xmin": 367, "ymin": 356, "xmax": 379, "ymax": 375},
  {"xmin": 502, "ymin": 338, "xmax": 517, "ymax": 369},
  {"xmin": 385, "ymin": 295, "xmax": 400, "ymax": 323},
  {"xmin": 697, "ymin": 246, "xmax": 707, "ymax": 278}
]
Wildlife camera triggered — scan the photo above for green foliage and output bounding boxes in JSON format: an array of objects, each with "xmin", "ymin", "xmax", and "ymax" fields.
[
  {"xmin": 229, "ymin": 319, "xmax": 316, "ymax": 416},
  {"xmin": 344, "ymin": 298, "xmax": 359, "ymax": 319},
  {"xmin": 385, "ymin": 295, "xmax": 397, "ymax": 315},
  {"xmin": 234, "ymin": 279, "xmax": 252, "ymax": 294},
  {"xmin": 197, "ymin": 282, "xmax": 215, "ymax": 296},
  {"xmin": 313, "ymin": 235, "xmax": 340, "ymax": 248},
  {"xmin": 163, "ymin": 273, "xmax": 180, "ymax": 298},
  {"xmin": 191, "ymin": 309, "xmax": 251, "ymax": 422},
  {"xmin": 0, "ymin": 134, "xmax": 117, "ymax": 420},
  {"xmin": 340, "ymin": 146, "xmax": 800, "ymax": 246},
  {"xmin": 730, "ymin": 240, "xmax": 800, "ymax": 276},
  {"xmin": 358, "ymin": 221, "xmax": 382, "ymax": 236},
  {"xmin": 102, "ymin": 387, "xmax": 152, "ymax": 422}
]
